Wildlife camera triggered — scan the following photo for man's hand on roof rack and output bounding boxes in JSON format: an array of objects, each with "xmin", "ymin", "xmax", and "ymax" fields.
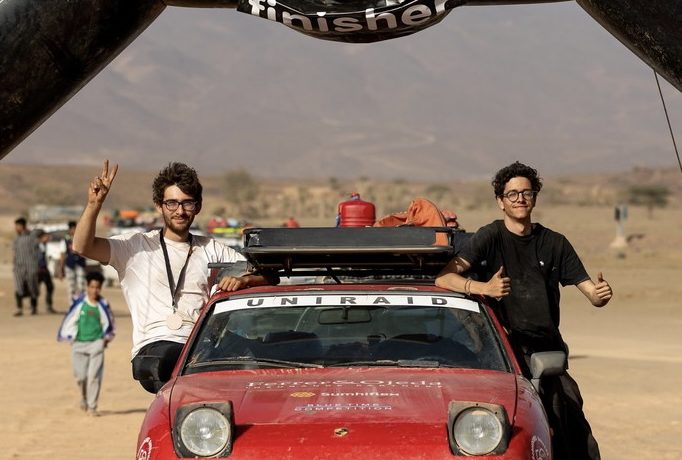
[{"xmin": 216, "ymin": 273, "xmax": 274, "ymax": 292}]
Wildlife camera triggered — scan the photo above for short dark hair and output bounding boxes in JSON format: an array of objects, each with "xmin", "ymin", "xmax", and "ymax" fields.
[
  {"xmin": 152, "ymin": 163, "xmax": 203, "ymax": 208},
  {"xmin": 68, "ymin": 220, "xmax": 77, "ymax": 229},
  {"xmin": 86, "ymin": 271, "xmax": 105, "ymax": 285},
  {"xmin": 492, "ymin": 161, "xmax": 543, "ymax": 197},
  {"xmin": 15, "ymin": 217, "xmax": 27, "ymax": 226}
]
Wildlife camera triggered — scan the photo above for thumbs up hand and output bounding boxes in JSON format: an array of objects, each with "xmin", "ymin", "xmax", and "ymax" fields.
[
  {"xmin": 593, "ymin": 271, "xmax": 613, "ymax": 306},
  {"xmin": 486, "ymin": 266, "xmax": 511, "ymax": 298}
]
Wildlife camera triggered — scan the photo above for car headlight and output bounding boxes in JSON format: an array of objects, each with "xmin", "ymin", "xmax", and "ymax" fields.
[
  {"xmin": 453, "ymin": 407, "xmax": 503, "ymax": 455},
  {"xmin": 448, "ymin": 402, "xmax": 509, "ymax": 456},
  {"xmin": 174, "ymin": 403, "xmax": 233, "ymax": 458}
]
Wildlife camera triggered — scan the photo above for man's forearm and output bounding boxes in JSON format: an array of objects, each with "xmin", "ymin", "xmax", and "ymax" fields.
[
  {"xmin": 73, "ymin": 203, "xmax": 101, "ymax": 256},
  {"xmin": 436, "ymin": 256, "xmax": 477, "ymax": 295},
  {"xmin": 242, "ymin": 273, "xmax": 278, "ymax": 288},
  {"xmin": 436, "ymin": 272, "xmax": 465, "ymax": 292}
]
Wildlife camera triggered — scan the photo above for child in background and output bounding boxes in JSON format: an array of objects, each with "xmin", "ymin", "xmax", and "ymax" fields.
[{"xmin": 57, "ymin": 271, "xmax": 115, "ymax": 416}]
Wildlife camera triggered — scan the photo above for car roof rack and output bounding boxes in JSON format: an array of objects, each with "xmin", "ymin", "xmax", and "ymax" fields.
[{"xmin": 234, "ymin": 227, "xmax": 470, "ymax": 280}]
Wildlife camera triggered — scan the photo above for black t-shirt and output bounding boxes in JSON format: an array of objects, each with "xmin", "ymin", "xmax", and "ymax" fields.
[{"xmin": 459, "ymin": 220, "xmax": 589, "ymax": 351}]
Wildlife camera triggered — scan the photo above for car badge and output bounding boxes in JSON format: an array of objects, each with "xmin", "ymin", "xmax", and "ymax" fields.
[{"xmin": 334, "ymin": 428, "xmax": 349, "ymax": 437}]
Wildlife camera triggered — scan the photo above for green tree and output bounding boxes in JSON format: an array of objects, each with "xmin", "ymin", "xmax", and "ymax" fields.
[{"xmin": 628, "ymin": 185, "xmax": 670, "ymax": 218}]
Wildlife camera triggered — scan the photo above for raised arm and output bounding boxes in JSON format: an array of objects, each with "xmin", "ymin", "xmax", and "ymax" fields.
[
  {"xmin": 73, "ymin": 160, "xmax": 118, "ymax": 264},
  {"xmin": 576, "ymin": 272, "xmax": 613, "ymax": 307},
  {"xmin": 436, "ymin": 256, "xmax": 511, "ymax": 298}
]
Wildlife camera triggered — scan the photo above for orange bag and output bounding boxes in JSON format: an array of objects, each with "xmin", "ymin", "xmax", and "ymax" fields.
[{"xmin": 374, "ymin": 198, "xmax": 449, "ymax": 245}]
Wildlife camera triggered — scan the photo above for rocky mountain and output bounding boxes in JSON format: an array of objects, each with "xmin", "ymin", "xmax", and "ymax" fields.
[{"xmin": 4, "ymin": 3, "xmax": 682, "ymax": 181}]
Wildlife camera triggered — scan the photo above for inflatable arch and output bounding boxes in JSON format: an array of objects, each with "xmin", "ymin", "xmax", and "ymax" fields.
[{"xmin": 0, "ymin": 0, "xmax": 680, "ymax": 159}]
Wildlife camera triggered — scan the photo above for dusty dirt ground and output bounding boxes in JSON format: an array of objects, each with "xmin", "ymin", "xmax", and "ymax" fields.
[{"xmin": 0, "ymin": 205, "xmax": 680, "ymax": 459}]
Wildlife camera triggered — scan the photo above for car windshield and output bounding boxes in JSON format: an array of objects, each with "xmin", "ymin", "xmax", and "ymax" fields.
[{"xmin": 183, "ymin": 293, "xmax": 509, "ymax": 373}]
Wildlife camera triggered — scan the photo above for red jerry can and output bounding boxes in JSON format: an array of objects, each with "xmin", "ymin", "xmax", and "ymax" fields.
[{"xmin": 337, "ymin": 193, "xmax": 376, "ymax": 227}]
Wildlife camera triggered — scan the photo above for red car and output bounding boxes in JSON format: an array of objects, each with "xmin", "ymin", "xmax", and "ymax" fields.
[{"xmin": 136, "ymin": 227, "xmax": 564, "ymax": 459}]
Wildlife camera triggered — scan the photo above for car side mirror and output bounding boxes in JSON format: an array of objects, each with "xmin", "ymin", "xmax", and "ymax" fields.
[{"xmin": 529, "ymin": 351, "xmax": 567, "ymax": 392}]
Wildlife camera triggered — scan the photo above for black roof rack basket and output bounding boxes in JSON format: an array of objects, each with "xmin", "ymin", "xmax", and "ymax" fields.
[{"xmin": 240, "ymin": 227, "xmax": 470, "ymax": 278}]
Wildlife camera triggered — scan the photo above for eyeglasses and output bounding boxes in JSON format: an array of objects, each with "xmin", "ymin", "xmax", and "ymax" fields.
[
  {"xmin": 162, "ymin": 199, "xmax": 198, "ymax": 212},
  {"xmin": 501, "ymin": 189, "xmax": 538, "ymax": 202}
]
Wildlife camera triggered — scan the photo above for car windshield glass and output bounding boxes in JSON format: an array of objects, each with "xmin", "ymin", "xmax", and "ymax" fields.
[{"xmin": 183, "ymin": 295, "xmax": 508, "ymax": 373}]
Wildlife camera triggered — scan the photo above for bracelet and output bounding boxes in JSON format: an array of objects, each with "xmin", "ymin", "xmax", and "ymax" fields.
[{"xmin": 464, "ymin": 279, "xmax": 472, "ymax": 296}]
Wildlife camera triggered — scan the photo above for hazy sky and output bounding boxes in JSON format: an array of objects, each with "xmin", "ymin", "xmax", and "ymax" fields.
[{"xmin": 4, "ymin": 2, "xmax": 682, "ymax": 180}]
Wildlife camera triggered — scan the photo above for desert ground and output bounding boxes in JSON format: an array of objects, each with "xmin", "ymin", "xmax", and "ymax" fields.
[{"xmin": 0, "ymin": 204, "xmax": 681, "ymax": 459}]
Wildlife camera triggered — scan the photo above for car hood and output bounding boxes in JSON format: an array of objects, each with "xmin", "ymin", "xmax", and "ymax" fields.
[{"xmin": 169, "ymin": 367, "xmax": 519, "ymax": 425}]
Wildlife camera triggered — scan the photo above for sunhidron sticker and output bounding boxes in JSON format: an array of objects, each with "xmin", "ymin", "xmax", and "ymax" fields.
[
  {"xmin": 289, "ymin": 391, "xmax": 400, "ymax": 397},
  {"xmin": 531, "ymin": 435, "xmax": 549, "ymax": 460},
  {"xmin": 236, "ymin": 0, "xmax": 463, "ymax": 43},
  {"xmin": 136, "ymin": 437, "xmax": 153, "ymax": 460},
  {"xmin": 215, "ymin": 294, "xmax": 479, "ymax": 314}
]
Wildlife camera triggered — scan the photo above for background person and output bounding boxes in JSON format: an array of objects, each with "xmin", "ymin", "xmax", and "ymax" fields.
[
  {"xmin": 57, "ymin": 221, "xmax": 87, "ymax": 302},
  {"xmin": 12, "ymin": 217, "xmax": 40, "ymax": 316},
  {"xmin": 37, "ymin": 229, "xmax": 57, "ymax": 314},
  {"xmin": 73, "ymin": 160, "xmax": 272, "ymax": 393},
  {"xmin": 436, "ymin": 161, "xmax": 612, "ymax": 460},
  {"xmin": 57, "ymin": 271, "xmax": 115, "ymax": 416}
]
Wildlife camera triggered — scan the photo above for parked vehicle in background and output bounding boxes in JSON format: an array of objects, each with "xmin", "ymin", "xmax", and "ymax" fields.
[
  {"xmin": 39, "ymin": 223, "xmax": 69, "ymax": 278},
  {"xmin": 210, "ymin": 226, "xmax": 243, "ymax": 251},
  {"xmin": 107, "ymin": 209, "xmax": 149, "ymax": 237},
  {"xmin": 28, "ymin": 223, "xmax": 101, "ymax": 278},
  {"xmin": 28, "ymin": 205, "xmax": 105, "ymax": 278},
  {"xmin": 29, "ymin": 205, "xmax": 83, "ymax": 224},
  {"xmin": 136, "ymin": 227, "xmax": 564, "ymax": 459}
]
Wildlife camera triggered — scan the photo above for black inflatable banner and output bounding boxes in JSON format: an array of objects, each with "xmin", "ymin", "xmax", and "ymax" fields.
[
  {"xmin": 0, "ymin": 0, "xmax": 681, "ymax": 161},
  {"xmin": 237, "ymin": 0, "xmax": 465, "ymax": 43}
]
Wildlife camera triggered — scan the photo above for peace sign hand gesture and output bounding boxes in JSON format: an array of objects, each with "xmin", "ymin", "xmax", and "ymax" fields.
[{"xmin": 88, "ymin": 160, "xmax": 118, "ymax": 207}]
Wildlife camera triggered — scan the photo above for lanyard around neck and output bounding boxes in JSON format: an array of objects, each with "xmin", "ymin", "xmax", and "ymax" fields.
[{"xmin": 159, "ymin": 229, "xmax": 193, "ymax": 313}]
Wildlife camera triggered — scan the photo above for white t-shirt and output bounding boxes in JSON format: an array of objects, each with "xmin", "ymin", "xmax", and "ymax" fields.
[{"xmin": 108, "ymin": 229, "xmax": 245, "ymax": 357}]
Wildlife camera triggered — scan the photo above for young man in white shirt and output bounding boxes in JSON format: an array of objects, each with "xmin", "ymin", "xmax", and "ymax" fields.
[{"xmin": 74, "ymin": 161, "xmax": 271, "ymax": 392}]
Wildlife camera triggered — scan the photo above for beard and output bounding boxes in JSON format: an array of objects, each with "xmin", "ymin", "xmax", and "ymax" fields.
[{"xmin": 162, "ymin": 211, "xmax": 194, "ymax": 236}]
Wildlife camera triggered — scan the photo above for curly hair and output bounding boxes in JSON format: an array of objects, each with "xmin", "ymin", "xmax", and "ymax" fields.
[
  {"xmin": 491, "ymin": 161, "xmax": 543, "ymax": 197},
  {"xmin": 152, "ymin": 163, "xmax": 203, "ymax": 207}
]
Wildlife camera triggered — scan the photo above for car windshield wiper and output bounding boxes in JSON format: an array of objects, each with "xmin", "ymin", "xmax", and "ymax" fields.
[
  {"xmin": 186, "ymin": 356, "xmax": 324, "ymax": 369},
  {"xmin": 327, "ymin": 359, "xmax": 442, "ymax": 368}
]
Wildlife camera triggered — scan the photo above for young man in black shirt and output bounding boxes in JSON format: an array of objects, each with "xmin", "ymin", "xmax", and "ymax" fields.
[{"xmin": 436, "ymin": 161, "xmax": 612, "ymax": 460}]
